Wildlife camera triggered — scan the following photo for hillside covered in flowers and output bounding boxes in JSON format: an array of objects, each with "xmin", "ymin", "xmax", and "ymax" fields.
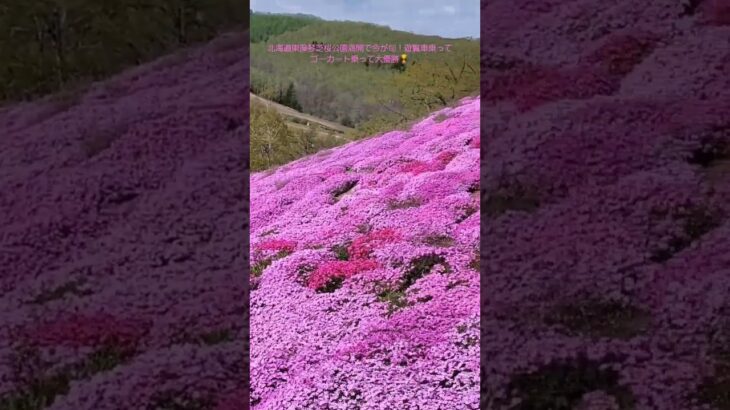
[
  {"xmin": 250, "ymin": 96, "xmax": 481, "ymax": 409},
  {"xmin": 0, "ymin": 32, "xmax": 248, "ymax": 409},
  {"xmin": 481, "ymin": 0, "xmax": 729, "ymax": 409}
]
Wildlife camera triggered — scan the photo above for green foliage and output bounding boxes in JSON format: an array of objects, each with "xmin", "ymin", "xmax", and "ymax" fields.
[
  {"xmin": 378, "ymin": 289, "xmax": 409, "ymax": 315},
  {"xmin": 198, "ymin": 328, "xmax": 234, "ymax": 346},
  {"xmin": 316, "ymin": 277, "xmax": 344, "ymax": 293},
  {"xmin": 468, "ymin": 251, "xmax": 480, "ymax": 272},
  {"xmin": 331, "ymin": 243, "xmax": 350, "ymax": 261},
  {"xmin": 0, "ymin": 373, "xmax": 69, "ymax": 410},
  {"xmin": 255, "ymin": 80, "xmax": 304, "ymax": 111},
  {"xmin": 250, "ymin": 100, "xmax": 348, "ymax": 171},
  {"xmin": 484, "ymin": 183, "xmax": 542, "ymax": 218},
  {"xmin": 433, "ymin": 113, "xmax": 449, "ymax": 123},
  {"xmin": 0, "ymin": 0, "xmax": 247, "ymax": 102},
  {"xmin": 545, "ymin": 299, "xmax": 652, "ymax": 339},
  {"xmin": 29, "ymin": 278, "xmax": 91, "ymax": 305},
  {"xmin": 250, "ymin": 12, "xmax": 319, "ymax": 43},
  {"xmin": 79, "ymin": 345, "xmax": 134, "ymax": 377},
  {"xmin": 400, "ymin": 254, "xmax": 449, "ymax": 290},
  {"xmin": 249, "ymin": 13, "xmax": 479, "ymax": 170},
  {"xmin": 251, "ymin": 258, "xmax": 272, "ymax": 277},
  {"xmin": 387, "ymin": 51, "xmax": 479, "ymax": 123},
  {"xmin": 504, "ymin": 356, "xmax": 635, "ymax": 410},
  {"xmin": 250, "ymin": 102, "xmax": 298, "ymax": 171},
  {"xmin": 422, "ymin": 234, "xmax": 455, "ymax": 247},
  {"xmin": 455, "ymin": 205, "xmax": 477, "ymax": 223},
  {"xmin": 148, "ymin": 391, "xmax": 214, "ymax": 410},
  {"xmin": 281, "ymin": 82, "xmax": 302, "ymax": 111},
  {"xmin": 249, "ymin": 13, "xmax": 479, "ymax": 136},
  {"xmin": 251, "ymin": 249, "xmax": 293, "ymax": 277},
  {"xmin": 0, "ymin": 344, "xmax": 133, "ymax": 410}
]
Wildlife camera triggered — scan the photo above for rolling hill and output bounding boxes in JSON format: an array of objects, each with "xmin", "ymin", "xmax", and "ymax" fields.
[
  {"xmin": 249, "ymin": 12, "xmax": 479, "ymax": 132},
  {"xmin": 480, "ymin": 0, "xmax": 730, "ymax": 408},
  {"xmin": 250, "ymin": 96, "xmax": 480, "ymax": 409},
  {"xmin": 0, "ymin": 30, "xmax": 248, "ymax": 409},
  {"xmin": 249, "ymin": 92, "xmax": 355, "ymax": 137}
]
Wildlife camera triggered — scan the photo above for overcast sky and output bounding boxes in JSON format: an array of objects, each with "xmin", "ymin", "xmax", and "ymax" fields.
[{"xmin": 250, "ymin": 0, "xmax": 479, "ymax": 39}]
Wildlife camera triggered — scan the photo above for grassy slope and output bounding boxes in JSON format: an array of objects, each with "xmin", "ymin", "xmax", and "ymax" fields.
[
  {"xmin": 249, "ymin": 13, "xmax": 479, "ymax": 128},
  {"xmin": 250, "ymin": 92, "xmax": 355, "ymax": 136}
]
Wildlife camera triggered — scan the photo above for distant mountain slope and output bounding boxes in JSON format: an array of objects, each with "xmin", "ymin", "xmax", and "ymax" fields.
[
  {"xmin": 249, "ymin": 13, "xmax": 479, "ymax": 132},
  {"xmin": 249, "ymin": 12, "xmax": 322, "ymax": 43}
]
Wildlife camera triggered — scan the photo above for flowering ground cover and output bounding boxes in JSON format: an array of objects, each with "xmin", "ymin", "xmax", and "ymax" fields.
[
  {"xmin": 250, "ymin": 96, "xmax": 481, "ymax": 409},
  {"xmin": 0, "ymin": 32, "xmax": 248, "ymax": 409},
  {"xmin": 482, "ymin": 0, "xmax": 730, "ymax": 409},
  {"xmin": 1, "ymin": 0, "xmax": 728, "ymax": 408}
]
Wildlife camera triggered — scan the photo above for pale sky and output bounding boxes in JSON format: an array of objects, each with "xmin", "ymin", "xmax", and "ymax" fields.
[{"xmin": 250, "ymin": 0, "xmax": 480, "ymax": 39}]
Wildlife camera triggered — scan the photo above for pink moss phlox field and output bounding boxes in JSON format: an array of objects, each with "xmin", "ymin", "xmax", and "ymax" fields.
[
  {"xmin": 250, "ymin": 96, "xmax": 480, "ymax": 409},
  {"xmin": 482, "ymin": 0, "xmax": 730, "ymax": 409},
  {"xmin": 0, "ymin": 32, "xmax": 247, "ymax": 407}
]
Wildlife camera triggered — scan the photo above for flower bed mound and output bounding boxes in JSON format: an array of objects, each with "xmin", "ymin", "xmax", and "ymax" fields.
[
  {"xmin": 250, "ymin": 97, "xmax": 480, "ymax": 409},
  {"xmin": 0, "ymin": 31, "xmax": 247, "ymax": 409},
  {"xmin": 482, "ymin": 0, "xmax": 730, "ymax": 409}
]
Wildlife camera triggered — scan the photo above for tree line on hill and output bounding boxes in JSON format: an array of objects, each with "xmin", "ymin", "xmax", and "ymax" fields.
[
  {"xmin": 252, "ymin": 80, "xmax": 303, "ymax": 112},
  {"xmin": 249, "ymin": 48, "xmax": 479, "ymax": 172},
  {"xmin": 250, "ymin": 101, "xmax": 343, "ymax": 172},
  {"xmin": 248, "ymin": 12, "xmax": 479, "ymax": 171},
  {"xmin": 249, "ymin": 13, "xmax": 479, "ymax": 137},
  {"xmin": 249, "ymin": 12, "xmax": 320, "ymax": 43},
  {"xmin": 0, "ymin": 0, "xmax": 247, "ymax": 102}
]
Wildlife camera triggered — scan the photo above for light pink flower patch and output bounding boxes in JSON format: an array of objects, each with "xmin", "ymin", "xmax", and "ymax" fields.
[{"xmin": 250, "ymin": 96, "xmax": 481, "ymax": 409}]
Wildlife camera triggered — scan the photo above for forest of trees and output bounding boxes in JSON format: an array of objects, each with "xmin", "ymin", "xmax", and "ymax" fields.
[
  {"xmin": 0, "ymin": 0, "xmax": 247, "ymax": 102},
  {"xmin": 251, "ymin": 79, "xmax": 303, "ymax": 112},
  {"xmin": 249, "ymin": 12, "xmax": 479, "ymax": 137},
  {"xmin": 250, "ymin": 101, "xmax": 343, "ymax": 171},
  {"xmin": 249, "ymin": 12, "xmax": 479, "ymax": 171},
  {"xmin": 249, "ymin": 12, "xmax": 320, "ymax": 43}
]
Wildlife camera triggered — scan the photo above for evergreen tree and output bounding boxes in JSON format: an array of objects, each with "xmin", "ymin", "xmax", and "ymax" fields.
[{"xmin": 283, "ymin": 82, "xmax": 301, "ymax": 111}]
